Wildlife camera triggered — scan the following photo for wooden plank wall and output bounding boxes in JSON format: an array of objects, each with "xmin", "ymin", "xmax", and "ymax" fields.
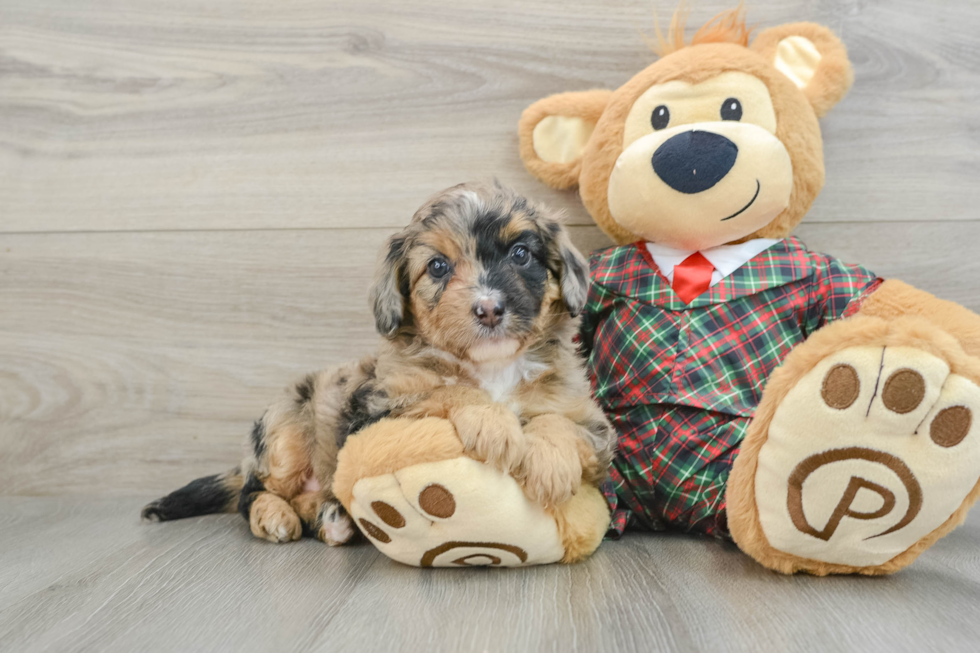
[{"xmin": 2, "ymin": 0, "xmax": 979, "ymax": 495}]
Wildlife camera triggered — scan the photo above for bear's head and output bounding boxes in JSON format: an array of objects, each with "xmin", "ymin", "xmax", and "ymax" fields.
[{"xmin": 519, "ymin": 9, "xmax": 854, "ymax": 251}]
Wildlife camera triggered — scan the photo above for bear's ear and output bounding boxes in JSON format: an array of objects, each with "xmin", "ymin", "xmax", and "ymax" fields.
[
  {"xmin": 751, "ymin": 22, "xmax": 854, "ymax": 117},
  {"xmin": 518, "ymin": 90, "xmax": 613, "ymax": 190}
]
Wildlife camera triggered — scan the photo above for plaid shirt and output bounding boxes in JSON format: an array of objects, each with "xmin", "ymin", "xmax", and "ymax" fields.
[{"xmin": 582, "ymin": 237, "xmax": 881, "ymax": 537}]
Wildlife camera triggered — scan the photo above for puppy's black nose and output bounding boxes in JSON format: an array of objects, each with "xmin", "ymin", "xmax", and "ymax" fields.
[
  {"xmin": 473, "ymin": 298, "xmax": 505, "ymax": 328},
  {"xmin": 652, "ymin": 130, "xmax": 738, "ymax": 194}
]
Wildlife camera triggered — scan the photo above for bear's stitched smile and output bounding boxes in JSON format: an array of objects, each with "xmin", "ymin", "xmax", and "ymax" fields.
[{"xmin": 721, "ymin": 179, "xmax": 761, "ymax": 222}]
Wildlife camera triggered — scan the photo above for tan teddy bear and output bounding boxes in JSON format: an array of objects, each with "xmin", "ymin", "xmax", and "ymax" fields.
[{"xmin": 514, "ymin": 7, "xmax": 980, "ymax": 575}]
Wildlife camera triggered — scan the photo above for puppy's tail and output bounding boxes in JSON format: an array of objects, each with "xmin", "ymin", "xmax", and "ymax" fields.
[{"xmin": 141, "ymin": 467, "xmax": 244, "ymax": 522}]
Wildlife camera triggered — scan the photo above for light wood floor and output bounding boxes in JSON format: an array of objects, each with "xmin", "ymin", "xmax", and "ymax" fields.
[{"xmin": 2, "ymin": 0, "xmax": 980, "ymax": 651}]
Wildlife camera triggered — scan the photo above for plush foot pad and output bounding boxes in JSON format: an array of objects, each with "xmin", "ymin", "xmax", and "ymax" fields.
[
  {"xmin": 348, "ymin": 457, "xmax": 565, "ymax": 567},
  {"xmin": 755, "ymin": 345, "xmax": 980, "ymax": 569}
]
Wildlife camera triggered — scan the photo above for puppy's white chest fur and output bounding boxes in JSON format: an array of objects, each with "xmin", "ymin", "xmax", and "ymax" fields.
[{"xmin": 472, "ymin": 356, "xmax": 547, "ymax": 406}]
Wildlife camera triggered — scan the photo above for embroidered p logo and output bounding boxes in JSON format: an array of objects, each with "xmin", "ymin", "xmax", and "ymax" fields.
[
  {"xmin": 787, "ymin": 447, "xmax": 923, "ymax": 541},
  {"xmin": 752, "ymin": 344, "xmax": 980, "ymax": 569}
]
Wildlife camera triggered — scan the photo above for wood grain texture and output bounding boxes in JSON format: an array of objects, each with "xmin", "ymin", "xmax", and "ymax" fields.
[
  {"xmin": 1, "ymin": 497, "xmax": 979, "ymax": 653},
  {"xmin": 1, "ymin": 0, "xmax": 979, "ymax": 232},
  {"xmin": 2, "ymin": 1, "xmax": 980, "ymax": 650},
  {"xmin": 4, "ymin": 223, "xmax": 980, "ymax": 495}
]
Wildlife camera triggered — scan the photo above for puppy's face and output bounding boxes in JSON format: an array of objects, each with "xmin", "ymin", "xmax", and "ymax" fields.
[{"xmin": 371, "ymin": 183, "xmax": 589, "ymax": 363}]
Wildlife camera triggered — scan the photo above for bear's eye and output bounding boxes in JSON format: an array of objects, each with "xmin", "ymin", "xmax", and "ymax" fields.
[
  {"xmin": 721, "ymin": 97, "xmax": 742, "ymax": 121},
  {"xmin": 651, "ymin": 105, "xmax": 670, "ymax": 130},
  {"xmin": 427, "ymin": 257, "xmax": 450, "ymax": 279},
  {"xmin": 510, "ymin": 244, "xmax": 531, "ymax": 266}
]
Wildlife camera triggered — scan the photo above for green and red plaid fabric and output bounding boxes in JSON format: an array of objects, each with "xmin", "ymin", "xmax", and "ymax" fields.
[{"xmin": 581, "ymin": 237, "xmax": 881, "ymax": 538}]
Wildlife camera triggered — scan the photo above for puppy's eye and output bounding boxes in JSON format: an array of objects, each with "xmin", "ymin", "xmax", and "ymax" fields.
[
  {"xmin": 427, "ymin": 257, "xmax": 450, "ymax": 279},
  {"xmin": 651, "ymin": 105, "xmax": 670, "ymax": 130},
  {"xmin": 721, "ymin": 97, "xmax": 742, "ymax": 121},
  {"xmin": 510, "ymin": 245, "xmax": 531, "ymax": 266}
]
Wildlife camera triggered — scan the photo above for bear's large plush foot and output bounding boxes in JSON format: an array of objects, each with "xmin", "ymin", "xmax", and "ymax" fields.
[
  {"xmin": 349, "ymin": 457, "xmax": 565, "ymax": 567},
  {"xmin": 333, "ymin": 417, "xmax": 610, "ymax": 568},
  {"xmin": 728, "ymin": 317, "xmax": 980, "ymax": 575}
]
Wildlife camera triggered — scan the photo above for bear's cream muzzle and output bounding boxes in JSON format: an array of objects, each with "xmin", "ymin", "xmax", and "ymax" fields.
[{"xmin": 608, "ymin": 120, "xmax": 794, "ymax": 251}]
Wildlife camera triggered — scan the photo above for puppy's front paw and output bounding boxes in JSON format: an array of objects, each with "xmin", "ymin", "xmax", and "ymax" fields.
[
  {"xmin": 516, "ymin": 434, "xmax": 582, "ymax": 508},
  {"xmin": 451, "ymin": 404, "xmax": 525, "ymax": 472},
  {"xmin": 250, "ymin": 493, "xmax": 302, "ymax": 543}
]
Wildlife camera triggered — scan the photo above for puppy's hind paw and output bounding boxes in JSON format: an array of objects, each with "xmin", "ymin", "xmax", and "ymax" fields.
[
  {"xmin": 250, "ymin": 493, "xmax": 302, "ymax": 543},
  {"xmin": 318, "ymin": 501, "xmax": 356, "ymax": 546}
]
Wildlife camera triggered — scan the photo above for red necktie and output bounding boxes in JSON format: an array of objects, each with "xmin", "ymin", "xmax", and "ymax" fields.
[{"xmin": 671, "ymin": 252, "xmax": 715, "ymax": 304}]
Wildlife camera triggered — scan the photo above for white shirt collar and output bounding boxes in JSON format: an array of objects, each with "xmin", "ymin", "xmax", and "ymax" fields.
[{"xmin": 646, "ymin": 238, "xmax": 782, "ymax": 287}]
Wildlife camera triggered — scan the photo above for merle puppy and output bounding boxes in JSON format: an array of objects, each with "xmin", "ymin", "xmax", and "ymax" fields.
[{"xmin": 142, "ymin": 182, "xmax": 615, "ymax": 545}]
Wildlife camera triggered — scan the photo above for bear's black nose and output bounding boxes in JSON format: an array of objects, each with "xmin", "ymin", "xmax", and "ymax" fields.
[{"xmin": 651, "ymin": 130, "xmax": 738, "ymax": 194}]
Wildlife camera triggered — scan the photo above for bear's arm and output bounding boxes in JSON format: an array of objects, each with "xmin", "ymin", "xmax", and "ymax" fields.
[
  {"xmin": 857, "ymin": 279, "xmax": 980, "ymax": 360},
  {"xmin": 805, "ymin": 252, "xmax": 980, "ymax": 359},
  {"xmin": 803, "ymin": 255, "xmax": 881, "ymax": 335}
]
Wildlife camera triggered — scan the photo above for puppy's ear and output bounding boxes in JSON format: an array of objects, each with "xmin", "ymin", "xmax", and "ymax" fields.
[
  {"xmin": 540, "ymin": 220, "xmax": 590, "ymax": 318},
  {"xmin": 370, "ymin": 233, "xmax": 410, "ymax": 338},
  {"xmin": 556, "ymin": 228, "xmax": 590, "ymax": 317}
]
